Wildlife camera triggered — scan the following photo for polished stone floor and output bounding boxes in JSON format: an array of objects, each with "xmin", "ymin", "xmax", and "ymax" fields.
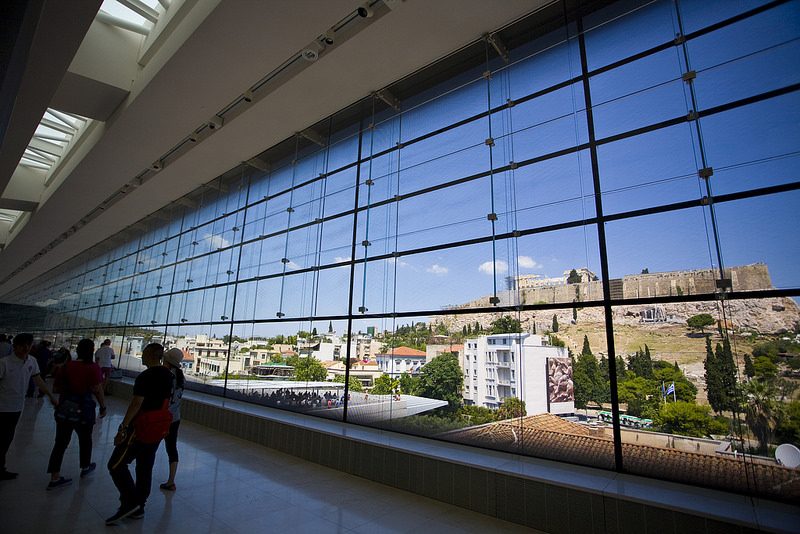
[{"xmin": 0, "ymin": 395, "xmax": 538, "ymax": 533}]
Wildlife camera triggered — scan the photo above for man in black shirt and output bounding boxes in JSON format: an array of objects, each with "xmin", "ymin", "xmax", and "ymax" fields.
[{"xmin": 106, "ymin": 343, "xmax": 173, "ymax": 525}]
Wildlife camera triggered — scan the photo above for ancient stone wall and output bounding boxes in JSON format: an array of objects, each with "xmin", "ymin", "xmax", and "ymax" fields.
[{"xmin": 514, "ymin": 263, "xmax": 773, "ymax": 304}]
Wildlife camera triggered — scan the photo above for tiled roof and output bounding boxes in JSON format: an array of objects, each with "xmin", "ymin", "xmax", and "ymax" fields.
[
  {"xmin": 379, "ymin": 346, "xmax": 427, "ymax": 357},
  {"xmin": 441, "ymin": 414, "xmax": 799, "ymax": 503}
]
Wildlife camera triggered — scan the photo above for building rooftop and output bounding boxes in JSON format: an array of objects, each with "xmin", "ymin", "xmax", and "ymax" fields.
[
  {"xmin": 442, "ymin": 414, "xmax": 799, "ymax": 503},
  {"xmin": 378, "ymin": 346, "xmax": 427, "ymax": 357}
]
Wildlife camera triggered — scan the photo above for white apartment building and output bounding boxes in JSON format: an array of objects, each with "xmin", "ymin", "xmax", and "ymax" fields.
[
  {"xmin": 463, "ymin": 334, "xmax": 574, "ymax": 415},
  {"xmin": 375, "ymin": 346, "xmax": 427, "ymax": 378}
]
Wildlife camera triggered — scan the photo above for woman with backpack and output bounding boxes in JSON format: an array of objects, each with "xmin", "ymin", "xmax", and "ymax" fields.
[
  {"xmin": 46, "ymin": 339, "xmax": 107, "ymax": 489},
  {"xmin": 159, "ymin": 348, "xmax": 184, "ymax": 491}
]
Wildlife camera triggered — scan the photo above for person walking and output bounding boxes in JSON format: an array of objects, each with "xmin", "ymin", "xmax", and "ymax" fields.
[
  {"xmin": 46, "ymin": 339, "xmax": 107, "ymax": 490},
  {"xmin": 0, "ymin": 333, "xmax": 56, "ymax": 480},
  {"xmin": 0, "ymin": 335, "xmax": 12, "ymax": 358},
  {"xmin": 94, "ymin": 339, "xmax": 116, "ymax": 391},
  {"xmin": 27, "ymin": 340, "xmax": 53, "ymax": 398},
  {"xmin": 159, "ymin": 348, "xmax": 185, "ymax": 492},
  {"xmin": 105, "ymin": 343, "xmax": 173, "ymax": 525}
]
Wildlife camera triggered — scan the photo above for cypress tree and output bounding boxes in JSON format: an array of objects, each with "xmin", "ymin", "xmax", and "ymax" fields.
[
  {"xmin": 582, "ymin": 335, "xmax": 592, "ymax": 356},
  {"xmin": 705, "ymin": 337, "xmax": 723, "ymax": 414},
  {"xmin": 743, "ymin": 353, "xmax": 755, "ymax": 378},
  {"xmin": 718, "ymin": 337, "xmax": 738, "ymax": 411},
  {"xmin": 552, "ymin": 314, "xmax": 559, "ymax": 333}
]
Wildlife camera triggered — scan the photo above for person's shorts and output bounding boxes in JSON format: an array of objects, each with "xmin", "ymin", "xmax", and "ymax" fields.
[{"xmin": 101, "ymin": 367, "xmax": 113, "ymax": 381}]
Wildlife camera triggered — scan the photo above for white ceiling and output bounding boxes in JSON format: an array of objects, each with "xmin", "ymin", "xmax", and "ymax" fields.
[{"xmin": 0, "ymin": 0, "xmax": 545, "ymax": 298}]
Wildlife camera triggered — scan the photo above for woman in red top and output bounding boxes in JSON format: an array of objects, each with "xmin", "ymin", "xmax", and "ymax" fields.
[{"xmin": 46, "ymin": 339, "xmax": 107, "ymax": 489}]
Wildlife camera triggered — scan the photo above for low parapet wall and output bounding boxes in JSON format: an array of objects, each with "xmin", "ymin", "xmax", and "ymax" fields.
[{"xmin": 108, "ymin": 379, "xmax": 799, "ymax": 533}]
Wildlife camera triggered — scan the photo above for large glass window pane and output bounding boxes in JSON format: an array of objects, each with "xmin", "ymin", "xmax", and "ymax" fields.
[
  {"xmin": 605, "ymin": 208, "xmax": 717, "ymax": 296},
  {"xmin": 687, "ymin": 1, "xmax": 800, "ymax": 110},
  {"xmin": 699, "ymin": 92, "xmax": 800, "ymax": 196},
  {"xmin": 591, "ymin": 50, "xmax": 687, "ymax": 140},
  {"xmin": 583, "ymin": 0, "xmax": 677, "ymax": 71},
  {"xmin": 714, "ymin": 192, "xmax": 800, "ymax": 291},
  {"xmin": 598, "ymin": 123, "xmax": 701, "ymax": 214}
]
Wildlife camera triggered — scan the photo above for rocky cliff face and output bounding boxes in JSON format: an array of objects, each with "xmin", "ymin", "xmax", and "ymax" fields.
[{"xmin": 437, "ymin": 296, "xmax": 800, "ymax": 335}]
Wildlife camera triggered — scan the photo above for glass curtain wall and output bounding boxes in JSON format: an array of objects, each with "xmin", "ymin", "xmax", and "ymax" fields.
[{"xmin": 3, "ymin": 0, "xmax": 799, "ymax": 504}]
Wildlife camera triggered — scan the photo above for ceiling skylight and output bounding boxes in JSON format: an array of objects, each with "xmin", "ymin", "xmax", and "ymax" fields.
[
  {"xmin": 19, "ymin": 108, "xmax": 88, "ymax": 172},
  {"xmin": 97, "ymin": 0, "xmax": 166, "ymax": 36}
]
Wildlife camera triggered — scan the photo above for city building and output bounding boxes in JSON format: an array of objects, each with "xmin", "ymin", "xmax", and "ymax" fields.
[
  {"xmin": 0, "ymin": 1, "xmax": 797, "ymax": 531},
  {"xmin": 375, "ymin": 346, "xmax": 427, "ymax": 378},
  {"xmin": 463, "ymin": 334, "xmax": 574, "ymax": 415}
]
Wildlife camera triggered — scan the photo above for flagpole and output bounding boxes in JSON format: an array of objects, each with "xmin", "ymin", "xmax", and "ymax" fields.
[{"xmin": 672, "ymin": 382, "xmax": 676, "ymax": 402}]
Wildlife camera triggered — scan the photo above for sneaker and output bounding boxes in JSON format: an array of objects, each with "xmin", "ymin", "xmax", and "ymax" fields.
[
  {"xmin": 80, "ymin": 463, "xmax": 96, "ymax": 477},
  {"xmin": 46, "ymin": 477, "xmax": 72, "ymax": 490},
  {"xmin": 0, "ymin": 470, "xmax": 19, "ymax": 480},
  {"xmin": 130, "ymin": 508, "xmax": 144, "ymax": 520},
  {"xmin": 105, "ymin": 505, "xmax": 141, "ymax": 525}
]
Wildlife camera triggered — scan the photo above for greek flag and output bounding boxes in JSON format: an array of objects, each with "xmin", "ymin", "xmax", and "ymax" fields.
[{"xmin": 666, "ymin": 382, "xmax": 675, "ymax": 396}]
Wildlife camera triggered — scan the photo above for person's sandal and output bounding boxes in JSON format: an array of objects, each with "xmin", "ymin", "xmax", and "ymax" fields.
[{"xmin": 159, "ymin": 482, "xmax": 176, "ymax": 491}]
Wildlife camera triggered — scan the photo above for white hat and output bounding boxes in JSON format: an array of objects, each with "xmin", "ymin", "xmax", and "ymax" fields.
[{"xmin": 164, "ymin": 348, "xmax": 184, "ymax": 368}]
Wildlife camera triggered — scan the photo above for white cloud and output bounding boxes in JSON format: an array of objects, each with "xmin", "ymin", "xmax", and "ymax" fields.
[
  {"xmin": 333, "ymin": 256, "xmax": 351, "ymax": 263},
  {"xmin": 206, "ymin": 234, "xmax": 231, "ymax": 249},
  {"xmin": 518, "ymin": 256, "xmax": 542, "ymax": 269},
  {"xmin": 426, "ymin": 264, "xmax": 448, "ymax": 275},
  {"xmin": 286, "ymin": 260, "xmax": 302, "ymax": 271},
  {"xmin": 387, "ymin": 256, "xmax": 410, "ymax": 268},
  {"xmin": 479, "ymin": 260, "xmax": 508, "ymax": 275}
]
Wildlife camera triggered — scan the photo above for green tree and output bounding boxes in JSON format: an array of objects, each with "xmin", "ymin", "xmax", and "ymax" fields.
[
  {"xmin": 398, "ymin": 372, "xmax": 420, "ymax": 396},
  {"xmin": 567, "ymin": 269, "xmax": 581, "ymax": 284},
  {"xmin": 462, "ymin": 325, "xmax": 467, "ymax": 336},
  {"xmin": 687, "ymin": 313, "xmax": 715, "ymax": 334},
  {"xmin": 743, "ymin": 378, "xmax": 780, "ymax": 453},
  {"xmin": 715, "ymin": 338, "xmax": 739, "ymax": 412},
  {"xmin": 552, "ymin": 314, "xmax": 559, "ymax": 333},
  {"xmin": 775, "ymin": 400, "xmax": 800, "ymax": 446},
  {"xmin": 581, "ymin": 335, "xmax": 592, "ymax": 357},
  {"xmin": 652, "ymin": 361, "xmax": 697, "ymax": 403},
  {"xmin": 705, "ymin": 337, "xmax": 726, "ymax": 414},
  {"xmin": 641, "ymin": 268, "xmax": 649, "ymax": 274},
  {"xmin": 655, "ymin": 401, "xmax": 721, "ymax": 438},
  {"xmin": 753, "ymin": 355, "xmax": 778, "ymax": 379},
  {"xmin": 627, "ymin": 346, "xmax": 653, "ymax": 379},
  {"xmin": 617, "ymin": 375, "xmax": 659, "ymax": 419},
  {"xmin": 328, "ymin": 321, "xmax": 334, "ymax": 333},
  {"xmin": 416, "ymin": 353, "xmax": 463, "ymax": 412},
  {"xmin": 460, "ymin": 405, "xmax": 497, "ymax": 425},
  {"xmin": 293, "ymin": 356, "xmax": 327, "ymax": 381},
  {"xmin": 573, "ymin": 350, "xmax": 605, "ymax": 409},
  {"xmin": 370, "ymin": 374, "xmax": 396, "ymax": 395},
  {"xmin": 743, "ymin": 353, "xmax": 756, "ymax": 379},
  {"xmin": 490, "ymin": 315, "xmax": 522, "ymax": 334},
  {"xmin": 497, "ymin": 397, "xmax": 526, "ymax": 420},
  {"xmin": 333, "ymin": 374, "xmax": 363, "ymax": 392}
]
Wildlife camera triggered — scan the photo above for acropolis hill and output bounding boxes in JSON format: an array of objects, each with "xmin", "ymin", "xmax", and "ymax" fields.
[{"xmin": 442, "ymin": 263, "xmax": 800, "ymax": 335}]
